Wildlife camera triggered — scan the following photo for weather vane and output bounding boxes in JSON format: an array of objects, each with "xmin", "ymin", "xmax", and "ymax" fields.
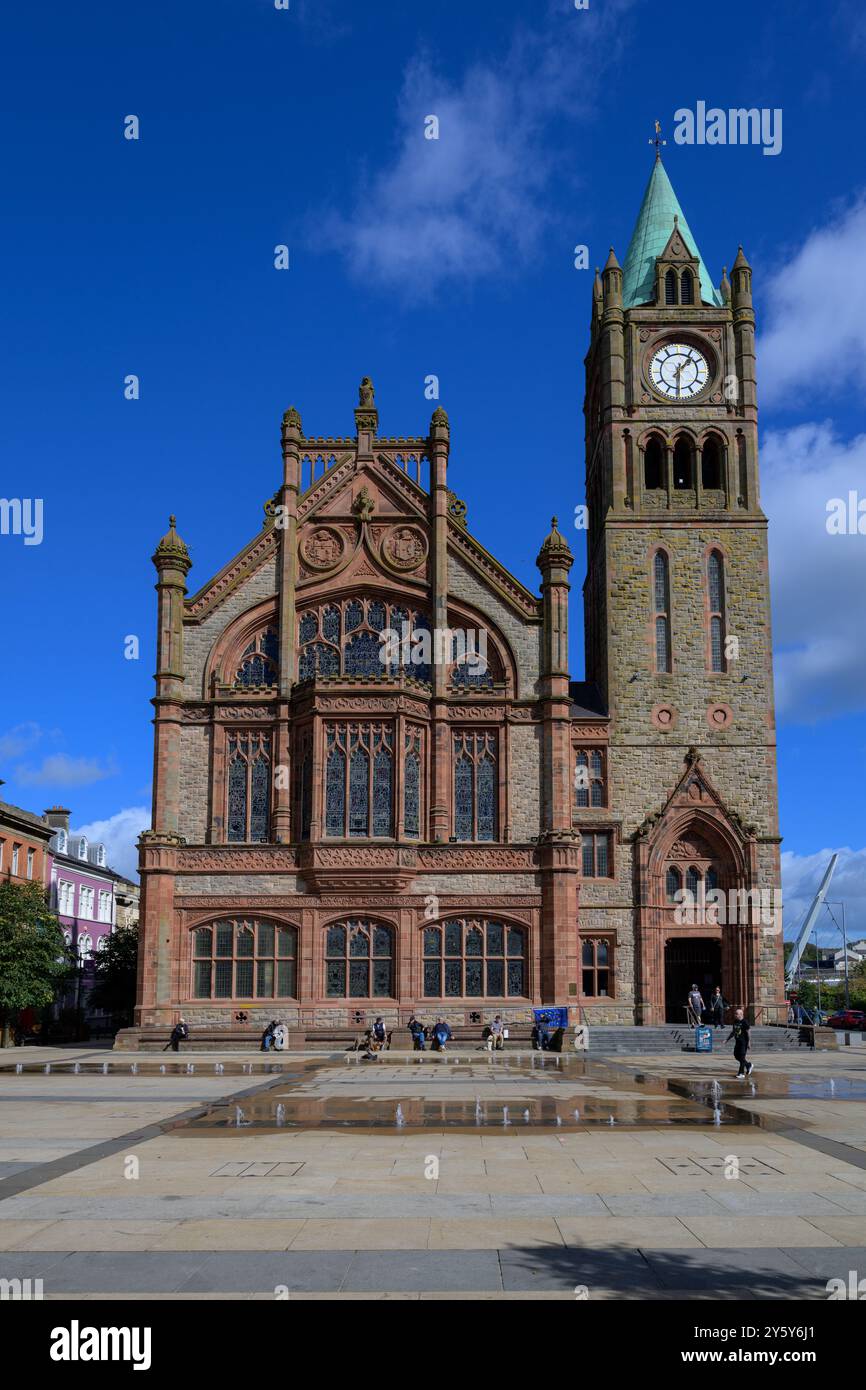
[{"xmin": 649, "ymin": 119, "xmax": 666, "ymax": 159}]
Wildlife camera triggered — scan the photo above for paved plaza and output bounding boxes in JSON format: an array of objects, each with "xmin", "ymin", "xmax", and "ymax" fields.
[{"xmin": 1, "ymin": 1045, "xmax": 865, "ymax": 1299}]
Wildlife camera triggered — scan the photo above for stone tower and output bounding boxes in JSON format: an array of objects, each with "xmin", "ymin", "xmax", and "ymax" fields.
[{"xmin": 582, "ymin": 150, "xmax": 784, "ymax": 1023}]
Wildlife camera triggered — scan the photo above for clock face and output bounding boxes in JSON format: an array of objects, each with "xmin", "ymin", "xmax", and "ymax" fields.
[{"xmin": 649, "ymin": 342, "xmax": 710, "ymax": 400}]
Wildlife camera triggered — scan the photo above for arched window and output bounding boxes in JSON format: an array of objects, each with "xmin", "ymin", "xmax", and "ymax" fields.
[
  {"xmin": 707, "ymin": 550, "xmax": 726, "ymax": 672},
  {"xmin": 325, "ymin": 919, "xmax": 394, "ymax": 998},
  {"xmin": 453, "ymin": 731, "xmax": 498, "ymax": 841},
  {"xmin": 235, "ymin": 628, "xmax": 278, "ymax": 687},
  {"xmin": 422, "ymin": 918, "xmax": 527, "ymax": 998},
  {"xmin": 666, "ymin": 866, "xmax": 682, "ymax": 902},
  {"xmin": 680, "ymin": 270, "xmax": 694, "ymax": 304},
  {"xmin": 403, "ymin": 728, "xmax": 422, "ymax": 838},
  {"xmin": 227, "ymin": 732, "xmax": 271, "ymax": 842},
  {"xmin": 297, "ymin": 599, "xmax": 431, "ymax": 683},
  {"xmin": 644, "ymin": 435, "xmax": 664, "ymax": 491},
  {"xmin": 78, "ymin": 933, "xmax": 93, "ymax": 955},
  {"xmin": 673, "ymin": 437, "xmax": 693, "ymax": 490},
  {"xmin": 686, "ymin": 865, "xmax": 701, "ymax": 899},
  {"xmin": 664, "ymin": 268, "xmax": 678, "ymax": 305},
  {"xmin": 705, "ymin": 865, "xmax": 719, "ymax": 893},
  {"xmin": 192, "ymin": 919, "xmax": 297, "ymax": 999},
  {"xmin": 574, "ymin": 749, "xmax": 605, "ymax": 808},
  {"xmin": 653, "ymin": 550, "xmax": 672, "ymax": 674},
  {"xmin": 324, "ymin": 724, "xmax": 394, "ymax": 838},
  {"xmin": 701, "ymin": 437, "xmax": 722, "ymax": 491}
]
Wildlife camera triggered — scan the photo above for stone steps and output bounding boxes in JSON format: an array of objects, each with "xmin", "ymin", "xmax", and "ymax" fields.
[{"xmin": 587, "ymin": 1025, "xmax": 804, "ymax": 1054}]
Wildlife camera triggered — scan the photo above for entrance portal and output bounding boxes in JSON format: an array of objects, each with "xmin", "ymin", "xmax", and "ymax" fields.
[{"xmin": 664, "ymin": 939, "xmax": 721, "ymax": 1024}]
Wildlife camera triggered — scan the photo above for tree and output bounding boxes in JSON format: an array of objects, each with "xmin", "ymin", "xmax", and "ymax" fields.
[
  {"xmin": 88, "ymin": 923, "xmax": 138, "ymax": 1026},
  {"xmin": 0, "ymin": 881, "xmax": 70, "ymax": 1047}
]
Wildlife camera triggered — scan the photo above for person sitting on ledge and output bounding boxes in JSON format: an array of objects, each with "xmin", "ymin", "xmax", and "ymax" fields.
[
  {"xmin": 407, "ymin": 1015, "xmax": 426, "ymax": 1051},
  {"xmin": 486, "ymin": 1015, "xmax": 505, "ymax": 1052},
  {"xmin": 431, "ymin": 1017, "xmax": 452, "ymax": 1052},
  {"xmin": 364, "ymin": 1017, "xmax": 388, "ymax": 1059}
]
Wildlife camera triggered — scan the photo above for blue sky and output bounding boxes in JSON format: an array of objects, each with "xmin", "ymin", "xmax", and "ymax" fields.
[{"xmin": 1, "ymin": 0, "xmax": 864, "ymax": 942}]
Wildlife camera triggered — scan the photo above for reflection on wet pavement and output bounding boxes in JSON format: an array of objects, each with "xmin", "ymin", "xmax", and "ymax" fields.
[{"xmin": 171, "ymin": 1056, "xmax": 756, "ymax": 1133}]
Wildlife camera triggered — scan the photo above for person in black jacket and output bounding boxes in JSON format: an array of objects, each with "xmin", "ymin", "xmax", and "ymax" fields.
[
  {"xmin": 260, "ymin": 1020, "xmax": 278, "ymax": 1052},
  {"xmin": 710, "ymin": 987, "xmax": 728, "ymax": 1029},
  {"xmin": 407, "ymin": 1015, "xmax": 426, "ymax": 1051},
  {"xmin": 164, "ymin": 1018, "xmax": 189, "ymax": 1053},
  {"xmin": 726, "ymin": 1008, "xmax": 753, "ymax": 1078}
]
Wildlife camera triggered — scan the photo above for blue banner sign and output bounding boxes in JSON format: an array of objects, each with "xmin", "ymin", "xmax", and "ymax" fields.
[{"xmin": 533, "ymin": 1007, "xmax": 569, "ymax": 1030}]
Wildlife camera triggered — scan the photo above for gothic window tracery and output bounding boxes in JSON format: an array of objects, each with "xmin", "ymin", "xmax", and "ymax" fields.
[
  {"xmin": 452, "ymin": 731, "xmax": 498, "ymax": 841},
  {"xmin": 297, "ymin": 598, "xmax": 432, "ymax": 683},
  {"xmin": 574, "ymin": 749, "xmax": 605, "ymax": 808},
  {"xmin": 325, "ymin": 919, "xmax": 394, "ymax": 998},
  {"xmin": 226, "ymin": 732, "xmax": 271, "ymax": 842},
  {"xmin": 403, "ymin": 727, "xmax": 422, "ymax": 838},
  {"xmin": 325, "ymin": 723, "xmax": 394, "ymax": 838},
  {"xmin": 235, "ymin": 628, "xmax": 278, "ymax": 687},
  {"xmin": 422, "ymin": 918, "xmax": 526, "ymax": 998}
]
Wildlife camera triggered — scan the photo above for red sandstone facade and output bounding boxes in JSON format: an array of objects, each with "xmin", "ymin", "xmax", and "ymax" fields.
[{"xmin": 132, "ymin": 163, "xmax": 785, "ymax": 1043}]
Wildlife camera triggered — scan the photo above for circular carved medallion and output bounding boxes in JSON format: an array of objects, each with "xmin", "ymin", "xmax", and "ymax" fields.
[
  {"xmin": 651, "ymin": 703, "xmax": 677, "ymax": 730},
  {"xmin": 301, "ymin": 526, "xmax": 345, "ymax": 571},
  {"xmin": 382, "ymin": 525, "xmax": 428, "ymax": 571}
]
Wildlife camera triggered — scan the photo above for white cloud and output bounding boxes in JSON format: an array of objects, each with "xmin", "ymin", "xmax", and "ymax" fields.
[
  {"xmin": 17, "ymin": 753, "xmax": 118, "ymax": 788},
  {"xmin": 782, "ymin": 845, "xmax": 866, "ymax": 947},
  {"xmin": 762, "ymin": 420, "xmax": 866, "ymax": 722},
  {"xmin": 315, "ymin": 0, "xmax": 632, "ymax": 297},
  {"xmin": 758, "ymin": 197, "xmax": 866, "ymax": 407},
  {"xmin": 75, "ymin": 806, "xmax": 150, "ymax": 882},
  {"xmin": 0, "ymin": 722, "xmax": 43, "ymax": 761}
]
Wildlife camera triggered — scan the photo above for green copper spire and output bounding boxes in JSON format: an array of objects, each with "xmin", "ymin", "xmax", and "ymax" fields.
[{"xmin": 621, "ymin": 157, "xmax": 721, "ymax": 309}]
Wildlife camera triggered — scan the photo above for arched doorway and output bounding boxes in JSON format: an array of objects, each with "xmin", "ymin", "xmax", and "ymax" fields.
[{"xmin": 664, "ymin": 938, "xmax": 721, "ymax": 1024}]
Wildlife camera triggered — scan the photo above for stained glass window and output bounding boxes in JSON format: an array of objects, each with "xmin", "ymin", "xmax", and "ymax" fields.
[
  {"xmin": 323, "ymin": 724, "xmax": 394, "ymax": 838},
  {"xmin": 326, "ymin": 744, "xmax": 346, "ymax": 838},
  {"xmin": 250, "ymin": 757, "xmax": 270, "ymax": 841},
  {"xmin": 228, "ymin": 753, "xmax": 247, "ymax": 842},
  {"xmin": 297, "ymin": 599, "xmax": 432, "ymax": 682},
  {"xmin": 295, "ymin": 730, "xmax": 313, "ymax": 841},
  {"xmin": 666, "ymin": 866, "xmax": 681, "ymax": 901},
  {"xmin": 422, "ymin": 918, "xmax": 527, "ymax": 998},
  {"xmin": 403, "ymin": 731, "xmax": 421, "ymax": 839},
  {"xmin": 349, "ymin": 744, "xmax": 370, "ymax": 836},
  {"xmin": 686, "ymin": 865, "xmax": 701, "ymax": 898},
  {"xmin": 372, "ymin": 748, "xmax": 393, "ymax": 836},
  {"xmin": 235, "ymin": 628, "xmax": 278, "ymax": 686},
  {"xmin": 322, "ymin": 606, "xmax": 341, "ymax": 643},
  {"xmin": 453, "ymin": 732, "xmax": 497, "ymax": 841},
  {"xmin": 325, "ymin": 919, "xmax": 394, "ymax": 998},
  {"xmin": 192, "ymin": 918, "xmax": 297, "ymax": 999},
  {"xmin": 226, "ymin": 733, "xmax": 271, "ymax": 842},
  {"xmin": 345, "ymin": 631, "xmax": 383, "ymax": 677},
  {"xmin": 455, "ymin": 755, "xmax": 473, "ymax": 840}
]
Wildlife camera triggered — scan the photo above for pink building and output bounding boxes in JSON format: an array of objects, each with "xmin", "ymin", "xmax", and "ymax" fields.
[{"xmin": 44, "ymin": 807, "xmax": 125, "ymax": 1030}]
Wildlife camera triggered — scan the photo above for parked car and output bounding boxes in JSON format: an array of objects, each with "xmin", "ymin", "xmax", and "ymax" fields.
[{"xmin": 826, "ymin": 1010, "xmax": 866, "ymax": 1030}]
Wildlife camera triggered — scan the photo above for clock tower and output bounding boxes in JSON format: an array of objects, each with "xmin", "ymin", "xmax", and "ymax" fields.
[{"xmin": 582, "ymin": 146, "xmax": 784, "ymax": 1024}]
